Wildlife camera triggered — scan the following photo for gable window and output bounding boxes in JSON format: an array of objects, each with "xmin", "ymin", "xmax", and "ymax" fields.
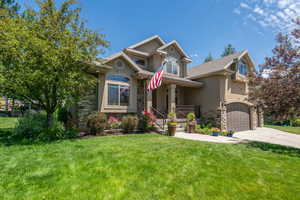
[
  {"xmin": 133, "ymin": 57, "xmax": 145, "ymax": 66},
  {"xmin": 165, "ymin": 60, "xmax": 179, "ymax": 75},
  {"xmin": 107, "ymin": 75, "xmax": 130, "ymax": 106},
  {"xmin": 238, "ymin": 61, "xmax": 248, "ymax": 76}
]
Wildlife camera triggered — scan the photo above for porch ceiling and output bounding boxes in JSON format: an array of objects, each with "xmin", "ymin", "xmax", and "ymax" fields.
[{"xmin": 137, "ymin": 70, "xmax": 203, "ymax": 88}]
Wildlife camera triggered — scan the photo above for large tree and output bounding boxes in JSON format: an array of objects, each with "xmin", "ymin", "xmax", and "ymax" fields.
[
  {"xmin": 203, "ymin": 53, "xmax": 213, "ymax": 63},
  {"xmin": 221, "ymin": 44, "xmax": 236, "ymax": 57},
  {"xmin": 0, "ymin": 0, "xmax": 109, "ymax": 126},
  {"xmin": 249, "ymin": 19, "xmax": 300, "ymax": 122},
  {"xmin": 0, "ymin": 0, "xmax": 19, "ymax": 15}
]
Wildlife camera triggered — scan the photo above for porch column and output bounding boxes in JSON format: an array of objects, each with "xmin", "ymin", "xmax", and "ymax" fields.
[
  {"xmin": 146, "ymin": 80, "xmax": 152, "ymax": 111},
  {"xmin": 168, "ymin": 84, "xmax": 176, "ymax": 113}
]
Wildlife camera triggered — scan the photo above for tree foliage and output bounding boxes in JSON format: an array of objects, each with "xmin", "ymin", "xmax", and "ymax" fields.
[
  {"xmin": 0, "ymin": 0, "xmax": 19, "ymax": 15},
  {"xmin": 0, "ymin": 0, "xmax": 109, "ymax": 126},
  {"xmin": 249, "ymin": 19, "xmax": 300, "ymax": 121},
  {"xmin": 221, "ymin": 44, "xmax": 236, "ymax": 57},
  {"xmin": 203, "ymin": 53, "xmax": 213, "ymax": 63}
]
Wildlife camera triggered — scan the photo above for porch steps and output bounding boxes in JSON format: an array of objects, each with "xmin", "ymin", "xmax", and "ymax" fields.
[{"xmin": 155, "ymin": 118, "xmax": 187, "ymax": 134}]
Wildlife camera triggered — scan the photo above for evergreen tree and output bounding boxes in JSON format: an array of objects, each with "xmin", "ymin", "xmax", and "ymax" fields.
[
  {"xmin": 221, "ymin": 44, "xmax": 236, "ymax": 57},
  {"xmin": 203, "ymin": 53, "xmax": 213, "ymax": 63}
]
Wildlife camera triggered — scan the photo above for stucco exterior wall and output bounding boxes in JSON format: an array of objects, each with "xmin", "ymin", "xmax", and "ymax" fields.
[
  {"xmin": 226, "ymin": 75, "xmax": 248, "ymax": 103},
  {"xmin": 194, "ymin": 76, "xmax": 222, "ymax": 114},
  {"xmin": 135, "ymin": 40, "xmax": 161, "ymax": 54},
  {"xmin": 98, "ymin": 58, "xmax": 138, "ymax": 113}
]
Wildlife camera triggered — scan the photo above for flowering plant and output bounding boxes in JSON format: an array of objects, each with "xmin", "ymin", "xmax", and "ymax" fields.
[
  {"xmin": 211, "ymin": 127, "xmax": 220, "ymax": 133},
  {"xmin": 107, "ymin": 116, "xmax": 121, "ymax": 129},
  {"xmin": 221, "ymin": 130, "xmax": 229, "ymax": 135},
  {"xmin": 140, "ymin": 110, "xmax": 157, "ymax": 131}
]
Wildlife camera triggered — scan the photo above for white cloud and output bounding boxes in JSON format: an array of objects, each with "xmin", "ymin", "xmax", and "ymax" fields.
[
  {"xmin": 254, "ymin": 7, "xmax": 264, "ymax": 15},
  {"xmin": 190, "ymin": 53, "xmax": 199, "ymax": 58},
  {"xmin": 234, "ymin": 8, "xmax": 241, "ymax": 15},
  {"xmin": 235, "ymin": 0, "xmax": 300, "ymax": 33},
  {"xmin": 240, "ymin": 2, "xmax": 251, "ymax": 9}
]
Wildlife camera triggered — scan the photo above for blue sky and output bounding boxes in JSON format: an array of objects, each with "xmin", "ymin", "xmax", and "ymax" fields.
[{"xmin": 17, "ymin": 0, "xmax": 300, "ymax": 67}]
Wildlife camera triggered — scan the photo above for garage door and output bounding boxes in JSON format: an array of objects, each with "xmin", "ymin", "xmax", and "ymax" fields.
[{"xmin": 227, "ymin": 103, "xmax": 250, "ymax": 132}]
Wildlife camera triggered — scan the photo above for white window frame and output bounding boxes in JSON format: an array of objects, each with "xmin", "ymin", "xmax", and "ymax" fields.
[
  {"xmin": 165, "ymin": 60, "xmax": 179, "ymax": 76},
  {"xmin": 106, "ymin": 75, "xmax": 131, "ymax": 107}
]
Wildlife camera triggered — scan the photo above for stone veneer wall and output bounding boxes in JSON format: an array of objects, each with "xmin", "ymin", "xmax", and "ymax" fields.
[
  {"xmin": 137, "ymin": 80, "xmax": 146, "ymax": 116},
  {"xmin": 77, "ymin": 85, "xmax": 98, "ymax": 130},
  {"xmin": 217, "ymin": 104, "xmax": 227, "ymax": 131},
  {"xmin": 251, "ymin": 107, "xmax": 258, "ymax": 129}
]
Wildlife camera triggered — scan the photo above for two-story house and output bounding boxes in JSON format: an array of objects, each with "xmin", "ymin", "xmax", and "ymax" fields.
[{"xmin": 77, "ymin": 35, "xmax": 263, "ymax": 132}]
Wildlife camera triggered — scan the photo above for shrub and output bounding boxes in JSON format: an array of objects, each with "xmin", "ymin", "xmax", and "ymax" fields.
[
  {"xmin": 168, "ymin": 112, "xmax": 176, "ymax": 121},
  {"xmin": 86, "ymin": 112, "xmax": 107, "ymax": 135},
  {"xmin": 187, "ymin": 112, "xmax": 196, "ymax": 122},
  {"xmin": 107, "ymin": 116, "xmax": 121, "ymax": 129},
  {"xmin": 139, "ymin": 110, "xmax": 156, "ymax": 132},
  {"xmin": 14, "ymin": 112, "xmax": 47, "ymax": 140},
  {"xmin": 200, "ymin": 111, "xmax": 217, "ymax": 128},
  {"xmin": 14, "ymin": 112, "xmax": 77, "ymax": 142},
  {"xmin": 121, "ymin": 115, "xmax": 139, "ymax": 133},
  {"xmin": 195, "ymin": 125, "xmax": 211, "ymax": 135},
  {"xmin": 57, "ymin": 107, "xmax": 69, "ymax": 124},
  {"xmin": 293, "ymin": 118, "xmax": 300, "ymax": 127},
  {"xmin": 221, "ymin": 130, "xmax": 229, "ymax": 136}
]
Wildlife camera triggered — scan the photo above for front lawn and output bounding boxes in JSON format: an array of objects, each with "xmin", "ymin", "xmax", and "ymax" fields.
[
  {"xmin": 0, "ymin": 117, "xmax": 18, "ymax": 129},
  {"xmin": 0, "ymin": 132, "xmax": 300, "ymax": 199},
  {"xmin": 266, "ymin": 125, "xmax": 300, "ymax": 135}
]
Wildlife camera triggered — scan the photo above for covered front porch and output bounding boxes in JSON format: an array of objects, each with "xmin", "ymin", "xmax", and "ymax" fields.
[{"xmin": 142, "ymin": 75, "xmax": 203, "ymax": 119}]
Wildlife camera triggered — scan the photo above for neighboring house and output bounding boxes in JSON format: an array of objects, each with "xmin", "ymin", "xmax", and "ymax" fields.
[{"xmin": 77, "ymin": 35, "xmax": 263, "ymax": 132}]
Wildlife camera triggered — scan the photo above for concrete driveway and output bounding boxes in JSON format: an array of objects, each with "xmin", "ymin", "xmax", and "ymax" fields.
[
  {"xmin": 234, "ymin": 127, "xmax": 300, "ymax": 149},
  {"xmin": 175, "ymin": 127, "xmax": 300, "ymax": 149}
]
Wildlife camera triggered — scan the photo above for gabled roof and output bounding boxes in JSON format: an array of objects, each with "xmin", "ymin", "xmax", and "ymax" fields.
[
  {"xmin": 123, "ymin": 48, "xmax": 150, "ymax": 57},
  {"xmin": 157, "ymin": 40, "xmax": 191, "ymax": 60},
  {"xmin": 128, "ymin": 35, "xmax": 165, "ymax": 49},
  {"xmin": 102, "ymin": 52, "xmax": 142, "ymax": 72},
  {"xmin": 187, "ymin": 50, "xmax": 251, "ymax": 79}
]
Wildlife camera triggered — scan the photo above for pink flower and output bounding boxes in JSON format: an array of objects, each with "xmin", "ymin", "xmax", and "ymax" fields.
[{"xmin": 108, "ymin": 116, "xmax": 119, "ymax": 122}]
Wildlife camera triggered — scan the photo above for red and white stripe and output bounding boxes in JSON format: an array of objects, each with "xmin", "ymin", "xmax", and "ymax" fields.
[{"xmin": 147, "ymin": 68, "xmax": 164, "ymax": 91}]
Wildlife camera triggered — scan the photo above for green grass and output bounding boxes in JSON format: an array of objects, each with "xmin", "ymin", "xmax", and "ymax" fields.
[
  {"xmin": 0, "ymin": 117, "xmax": 18, "ymax": 129},
  {"xmin": 0, "ymin": 117, "xmax": 300, "ymax": 199},
  {"xmin": 266, "ymin": 125, "xmax": 300, "ymax": 135}
]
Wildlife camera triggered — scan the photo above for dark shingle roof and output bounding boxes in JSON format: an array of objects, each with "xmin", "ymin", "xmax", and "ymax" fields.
[{"xmin": 187, "ymin": 51, "xmax": 246, "ymax": 79}]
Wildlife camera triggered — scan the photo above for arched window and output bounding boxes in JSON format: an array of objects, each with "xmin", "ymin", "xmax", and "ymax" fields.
[{"xmin": 106, "ymin": 75, "xmax": 130, "ymax": 106}]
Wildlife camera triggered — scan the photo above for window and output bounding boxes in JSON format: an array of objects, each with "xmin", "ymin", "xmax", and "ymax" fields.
[
  {"xmin": 107, "ymin": 74, "xmax": 130, "ymax": 83},
  {"xmin": 133, "ymin": 57, "xmax": 145, "ymax": 66},
  {"xmin": 238, "ymin": 61, "xmax": 248, "ymax": 76},
  {"xmin": 107, "ymin": 75, "xmax": 130, "ymax": 106},
  {"xmin": 165, "ymin": 60, "xmax": 179, "ymax": 75}
]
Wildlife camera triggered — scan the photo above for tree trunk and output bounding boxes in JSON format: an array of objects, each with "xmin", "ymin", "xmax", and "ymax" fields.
[{"xmin": 46, "ymin": 112, "xmax": 54, "ymax": 128}]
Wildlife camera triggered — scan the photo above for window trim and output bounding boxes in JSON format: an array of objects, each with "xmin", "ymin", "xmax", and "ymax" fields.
[
  {"xmin": 106, "ymin": 74, "xmax": 131, "ymax": 108},
  {"xmin": 238, "ymin": 61, "xmax": 248, "ymax": 76},
  {"xmin": 165, "ymin": 60, "xmax": 179, "ymax": 76},
  {"xmin": 133, "ymin": 57, "xmax": 146, "ymax": 66}
]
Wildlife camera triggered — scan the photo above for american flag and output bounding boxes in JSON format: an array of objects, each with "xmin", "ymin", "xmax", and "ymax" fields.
[{"xmin": 147, "ymin": 62, "xmax": 166, "ymax": 91}]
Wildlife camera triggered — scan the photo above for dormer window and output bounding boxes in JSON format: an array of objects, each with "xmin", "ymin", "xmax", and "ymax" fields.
[
  {"xmin": 165, "ymin": 60, "xmax": 179, "ymax": 75},
  {"xmin": 238, "ymin": 61, "xmax": 248, "ymax": 76},
  {"xmin": 133, "ymin": 57, "xmax": 145, "ymax": 66}
]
